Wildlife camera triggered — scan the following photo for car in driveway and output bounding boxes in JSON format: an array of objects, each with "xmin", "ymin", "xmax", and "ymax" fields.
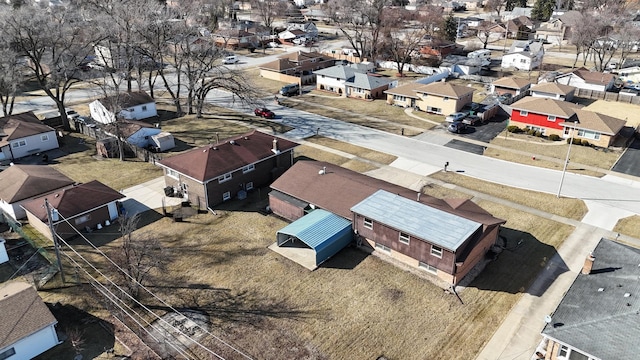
[
  {"xmin": 254, "ymin": 107, "xmax": 275, "ymax": 119},
  {"xmin": 497, "ymin": 93, "xmax": 513, "ymax": 103},
  {"xmin": 445, "ymin": 112, "xmax": 468, "ymax": 123},
  {"xmin": 447, "ymin": 121, "xmax": 467, "ymax": 134},
  {"xmin": 462, "ymin": 115, "xmax": 483, "ymax": 126}
]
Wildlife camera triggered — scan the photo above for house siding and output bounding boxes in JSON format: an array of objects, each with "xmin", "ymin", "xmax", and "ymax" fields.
[
  {"xmin": 416, "ymin": 92, "xmax": 472, "ymax": 115},
  {"xmin": 127, "ymin": 128, "xmax": 162, "ymax": 148},
  {"xmin": 268, "ymin": 194, "xmax": 306, "ymax": 221},
  {"xmin": 7, "ymin": 130, "xmax": 59, "ymax": 160},
  {"xmin": 385, "ymin": 93, "xmax": 416, "ymax": 108},
  {"xmin": 454, "ymin": 225, "xmax": 499, "ymax": 282},
  {"xmin": 163, "ymin": 174, "xmax": 206, "ymax": 209},
  {"xmin": 26, "ymin": 205, "xmax": 114, "ymax": 240},
  {"xmin": 510, "ymin": 110, "xmax": 567, "ymax": 132},
  {"xmin": 353, "ymin": 214, "xmax": 459, "ymax": 283},
  {"xmin": 316, "ymin": 75, "xmax": 347, "ymax": 95},
  {"xmin": 121, "ymin": 102, "xmax": 157, "ymax": 121},
  {"xmin": 0, "ymin": 323, "xmax": 59, "ymax": 360}
]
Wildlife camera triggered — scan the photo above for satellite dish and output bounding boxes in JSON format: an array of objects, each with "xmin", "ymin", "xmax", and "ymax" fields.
[{"xmin": 544, "ymin": 315, "xmax": 552, "ymax": 324}]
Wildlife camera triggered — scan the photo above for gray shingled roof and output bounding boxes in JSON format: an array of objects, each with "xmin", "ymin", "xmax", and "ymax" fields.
[
  {"xmin": 314, "ymin": 65, "xmax": 358, "ymax": 80},
  {"xmin": 350, "ymin": 190, "xmax": 482, "ymax": 252},
  {"xmin": 345, "ymin": 73, "xmax": 392, "ymax": 90},
  {"xmin": 542, "ymin": 239, "xmax": 640, "ymax": 360}
]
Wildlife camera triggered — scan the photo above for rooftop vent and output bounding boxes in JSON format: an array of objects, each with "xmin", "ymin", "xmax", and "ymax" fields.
[
  {"xmin": 244, "ymin": 136, "xmax": 249, "ymax": 140},
  {"xmin": 598, "ymin": 288, "xmax": 605, "ymax": 292},
  {"xmin": 318, "ymin": 166, "xmax": 326, "ymax": 175},
  {"xmin": 230, "ymin": 140, "xmax": 236, "ymax": 145},
  {"xmin": 625, "ymin": 293, "xmax": 631, "ymax": 297},
  {"xmin": 582, "ymin": 253, "xmax": 595, "ymax": 275}
]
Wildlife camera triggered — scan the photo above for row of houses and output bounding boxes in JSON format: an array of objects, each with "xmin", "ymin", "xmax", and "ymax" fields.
[{"xmin": 385, "ymin": 72, "xmax": 626, "ymax": 147}]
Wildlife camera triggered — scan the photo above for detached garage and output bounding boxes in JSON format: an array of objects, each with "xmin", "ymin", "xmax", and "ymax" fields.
[{"xmin": 273, "ymin": 209, "xmax": 353, "ymax": 270}]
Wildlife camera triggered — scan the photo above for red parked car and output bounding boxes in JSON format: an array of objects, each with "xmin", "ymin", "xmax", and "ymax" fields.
[{"xmin": 254, "ymin": 107, "xmax": 275, "ymax": 119}]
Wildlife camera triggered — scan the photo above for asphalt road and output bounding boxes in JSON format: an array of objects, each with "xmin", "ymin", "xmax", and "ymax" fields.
[{"xmin": 612, "ymin": 138, "xmax": 640, "ymax": 176}]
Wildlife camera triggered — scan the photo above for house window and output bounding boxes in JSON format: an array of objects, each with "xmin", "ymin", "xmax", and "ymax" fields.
[
  {"xmin": 525, "ymin": 125, "xmax": 546, "ymax": 135},
  {"xmin": 74, "ymin": 214, "xmax": 91, "ymax": 225},
  {"xmin": 375, "ymin": 243, "xmax": 391, "ymax": 253},
  {"xmin": 142, "ymin": 105, "xmax": 147, "ymax": 111},
  {"xmin": 41, "ymin": 134, "xmax": 49, "ymax": 141},
  {"xmin": 399, "ymin": 232, "xmax": 410, "ymax": 244},
  {"xmin": 419, "ymin": 262, "xmax": 438, "ymax": 275},
  {"xmin": 12, "ymin": 140, "xmax": 26, "ymax": 148},
  {"xmin": 218, "ymin": 173, "xmax": 232, "ymax": 183},
  {"xmin": 393, "ymin": 95, "xmax": 406, "ymax": 102},
  {"xmin": 427, "ymin": 106, "xmax": 442, "ymax": 114},
  {"xmin": 246, "ymin": 182, "xmax": 253, "ymax": 190},
  {"xmin": 548, "ymin": 115, "xmax": 556, "ymax": 122},
  {"xmin": 167, "ymin": 169, "xmax": 179, "ymax": 179},
  {"xmin": 520, "ymin": 110, "xmax": 528, "ymax": 117},
  {"xmin": 443, "ymin": 97, "xmax": 449, "ymax": 101},
  {"xmin": 577, "ymin": 129, "xmax": 600, "ymax": 140},
  {"xmin": 431, "ymin": 245, "xmax": 443, "ymax": 258},
  {"xmin": 242, "ymin": 164, "xmax": 255, "ymax": 173},
  {"xmin": 222, "ymin": 191, "xmax": 231, "ymax": 201},
  {"xmin": 558, "ymin": 344, "xmax": 569, "ymax": 359},
  {"xmin": 0, "ymin": 347, "xmax": 16, "ymax": 360},
  {"xmin": 363, "ymin": 217, "xmax": 373, "ymax": 230}
]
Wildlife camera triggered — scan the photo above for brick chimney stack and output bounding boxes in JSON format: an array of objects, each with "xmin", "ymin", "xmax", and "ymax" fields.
[{"xmin": 581, "ymin": 253, "xmax": 595, "ymax": 275}]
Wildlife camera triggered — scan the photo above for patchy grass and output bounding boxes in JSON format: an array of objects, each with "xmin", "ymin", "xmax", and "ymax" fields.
[
  {"xmin": 613, "ymin": 215, "xmax": 640, "ymax": 239},
  {"xmin": 421, "ymin": 181, "xmax": 473, "ymax": 200},
  {"xmin": 44, "ymin": 194, "xmax": 573, "ymax": 360},
  {"xmin": 52, "ymin": 133, "xmax": 162, "ymax": 190},
  {"xmin": 294, "ymin": 145, "xmax": 378, "ymax": 173},
  {"xmin": 490, "ymin": 133, "xmax": 622, "ymax": 170},
  {"xmin": 305, "ymin": 136, "xmax": 397, "ymax": 164},
  {"xmin": 430, "ymin": 171, "xmax": 588, "ymax": 221},
  {"xmin": 484, "ymin": 146, "xmax": 605, "ymax": 177}
]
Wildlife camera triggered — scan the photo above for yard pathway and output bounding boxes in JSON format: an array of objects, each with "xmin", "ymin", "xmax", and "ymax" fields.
[{"xmin": 119, "ymin": 177, "xmax": 183, "ymax": 216}]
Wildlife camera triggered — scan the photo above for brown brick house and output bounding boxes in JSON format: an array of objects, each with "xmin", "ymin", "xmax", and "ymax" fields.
[
  {"xmin": 158, "ymin": 130, "xmax": 298, "ymax": 210},
  {"xmin": 269, "ymin": 161, "xmax": 505, "ymax": 285},
  {"xmin": 22, "ymin": 180, "xmax": 124, "ymax": 240}
]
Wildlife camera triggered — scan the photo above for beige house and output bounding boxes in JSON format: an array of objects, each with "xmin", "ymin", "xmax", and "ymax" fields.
[
  {"xmin": 385, "ymin": 81, "xmax": 475, "ymax": 115},
  {"xmin": 258, "ymin": 51, "xmax": 335, "ymax": 85},
  {"xmin": 490, "ymin": 77, "xmax": 532, "ymax": 96}
]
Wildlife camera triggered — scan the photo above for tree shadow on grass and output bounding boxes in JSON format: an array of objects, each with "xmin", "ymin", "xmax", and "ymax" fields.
[
  {"xmin": 467, "ymin": 228, "xmax": 568, "ymax": 296},
  {"xmin": 65, "ymin": 210, "xmax": 164, "ymax": 247},
  {"xmin": 34, "ymin": 303, "xmax": 115, "ymax": 360}
]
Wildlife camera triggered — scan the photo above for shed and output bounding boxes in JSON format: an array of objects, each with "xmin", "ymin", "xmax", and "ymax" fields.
[
  {"xmin": 275, "ymin": 209, "xmax": 353, "ymax": 269},
  {"xmin": 151, "ymin": 132, "xmax": 175, "ymax": 151},
  {"xmin": 96, "ymin": 137, "xmax": 120, "ymax": 158}
]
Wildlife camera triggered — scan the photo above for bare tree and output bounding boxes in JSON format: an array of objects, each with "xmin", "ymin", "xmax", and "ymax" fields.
[
  {"xmin": 251, "ymin": 0, "xmax": 287, "ymax": 34},
  {"xmin": 2, "ymin": 7, "xmax": 96, "ymax": 130},
  {"xmin": 0, "ymin": 45, "xmax": 24, "ymax": 116},
  {"xmin": 382, "ymin": 9, "xmax": 430, "ymax": 76},
  {"xmin": 112, "ymin": 213, "xmax": 165, "ymax": 301},
  {"xmin": 476, "ymin": 21, "xmax": 495, "ymax": 50},
  {"xmin": 485, "ymin": 0, "xmax": 506, "ymax": 17},
  {"xmin": 326, "ymin": 0, "xmax": 390, "ymax": 62}
]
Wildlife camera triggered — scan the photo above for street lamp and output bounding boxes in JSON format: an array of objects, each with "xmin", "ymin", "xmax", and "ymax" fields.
[{"xmin": 557, "ymin": 125, "xmax": 576, "ymax": 198}]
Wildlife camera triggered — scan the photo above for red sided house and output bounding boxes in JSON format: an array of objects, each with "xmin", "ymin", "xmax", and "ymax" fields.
[
  {"xmin": 269, "ymin": 161, "xmax": 505, "ymax": 285},
  {"xmin": 158, "ymin": 130, "xmax": 298, "ymax": 210},
  {"xmin": 509, "ymin": 97, "xmax": 626, "ymax": 147},
  {"xmin": 21, "ymin": 180, "xmax": 124, "ymax": 240}
]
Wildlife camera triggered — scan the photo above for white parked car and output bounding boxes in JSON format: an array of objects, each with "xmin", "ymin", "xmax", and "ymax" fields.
[
  {"xmin": 445, "ymin": 112, "xmax": 468, "ymax": 123},
  {"xmin": 223, "ymin": 55, "xmax": 239, "ymax": 64}
]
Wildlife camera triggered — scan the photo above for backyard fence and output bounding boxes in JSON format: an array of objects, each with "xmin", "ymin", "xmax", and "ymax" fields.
[{"xmin": 575, "ymin": 88, "xmax": 640, "ymax": 105}]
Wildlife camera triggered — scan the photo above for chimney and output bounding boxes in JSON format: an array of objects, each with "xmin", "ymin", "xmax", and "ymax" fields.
[
  {"xmin": 417, "ymin": 192, "xmax": 421, "ymax": 201},
  {"xmin": 581, "ymin": 253, "xmax": 595, "ymax": 275},
  {"xmin": 272, "ymin": 138, "xmax": 278, "ymax": 152}
]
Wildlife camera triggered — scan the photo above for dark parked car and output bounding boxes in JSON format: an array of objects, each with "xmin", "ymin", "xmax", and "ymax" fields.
[
  {"xmin": 447, "ymin": 121, "xmax": 467, "ymax": 134},
  {"xmin": 462, "ymin": 115, "xmax": 482, "ymax": 126},
  {"xmin": 254, "ymin": 107, "xmax": 275, "ymax": 119},
  {"xmin": 497, "ymin": 93, "xmax": 513, "ymax": 103}
]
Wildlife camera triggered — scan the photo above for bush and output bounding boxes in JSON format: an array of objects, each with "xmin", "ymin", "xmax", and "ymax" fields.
[
  {"xmin": 567, "ymin": 138, "xmax": 581, "ymax": 145},
  {"xmin": 581, "ymin": 140, "xmax": 590, "ymax": 147},
  {"xmin": 534, "ymin": 131, "xmax": 542, "ymax": 137},
  {"xmin": 549, "ymin": 134, "xmax": 561, "ymax": 141},
  {"xmin": 527, "ymin": 128, "xmax": 536, "ymax": 135},
  {"xmin": 507, "ymin": 125, "xmax": 522, "ymax": 133}
]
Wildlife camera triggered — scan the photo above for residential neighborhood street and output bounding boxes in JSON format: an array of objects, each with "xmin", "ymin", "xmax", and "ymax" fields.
[{"xmin": 10, "ymin": 54, "xmax": 640, "ymax": 360}]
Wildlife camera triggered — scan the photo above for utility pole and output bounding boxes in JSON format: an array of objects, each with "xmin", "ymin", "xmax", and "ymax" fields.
[
  {"xmin": 557, "ymin": 126, "xmax": 575, "ymax": 198},
  {"xmin": 45, "ymin": 198, "xmax": 65, "ymax": 283}
]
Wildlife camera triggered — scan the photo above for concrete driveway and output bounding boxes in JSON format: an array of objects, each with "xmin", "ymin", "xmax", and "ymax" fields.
[{"xmin": 120, "ymin": 176, "xmax": 183, "ymax": 216}]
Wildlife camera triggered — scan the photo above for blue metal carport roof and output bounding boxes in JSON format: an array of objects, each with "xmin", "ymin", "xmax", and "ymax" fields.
[{"xmin": 276, "ymin": 209, "xmax": 353, "ymax": 267}]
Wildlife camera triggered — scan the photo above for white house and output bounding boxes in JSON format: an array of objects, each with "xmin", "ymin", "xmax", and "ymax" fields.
[
  {"xmin": 554, "ymin": 67, "xmax": 616, "ymax": 92},
  {"xmin": 529, "ymin": 82, "xmax": 576, "ymax": 101},
  {"xmin": 0, "ymin": 238, "xmax": 8, "ymax": 264},
  {"xmin": 89, "ymin": 91, "xmax": 157, "ymax": 125},
  {"xmin": 0, "ymin": 165, "xmax": 75, "ymax": 221},
  {"xmin": 0, "ymin": 282, "xmax": 60, "ymax": 359},
  {"xmin": 501, "ymin": 40, "xmax": 544, "ymax": 70},
  {"xmin": 0, "ymin": 112, "xmax": 59, "ymax": 161},
  {"xmin": 286, "ymin": 22, "xmax": 318, "ymax": 39},
  {"xmin": 614, "ymin": 65, "xmax": 640, "ymax": 84},
  {"xmin": 106, "ymin": 120, "xmax": 175, "ymax": 151}
]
